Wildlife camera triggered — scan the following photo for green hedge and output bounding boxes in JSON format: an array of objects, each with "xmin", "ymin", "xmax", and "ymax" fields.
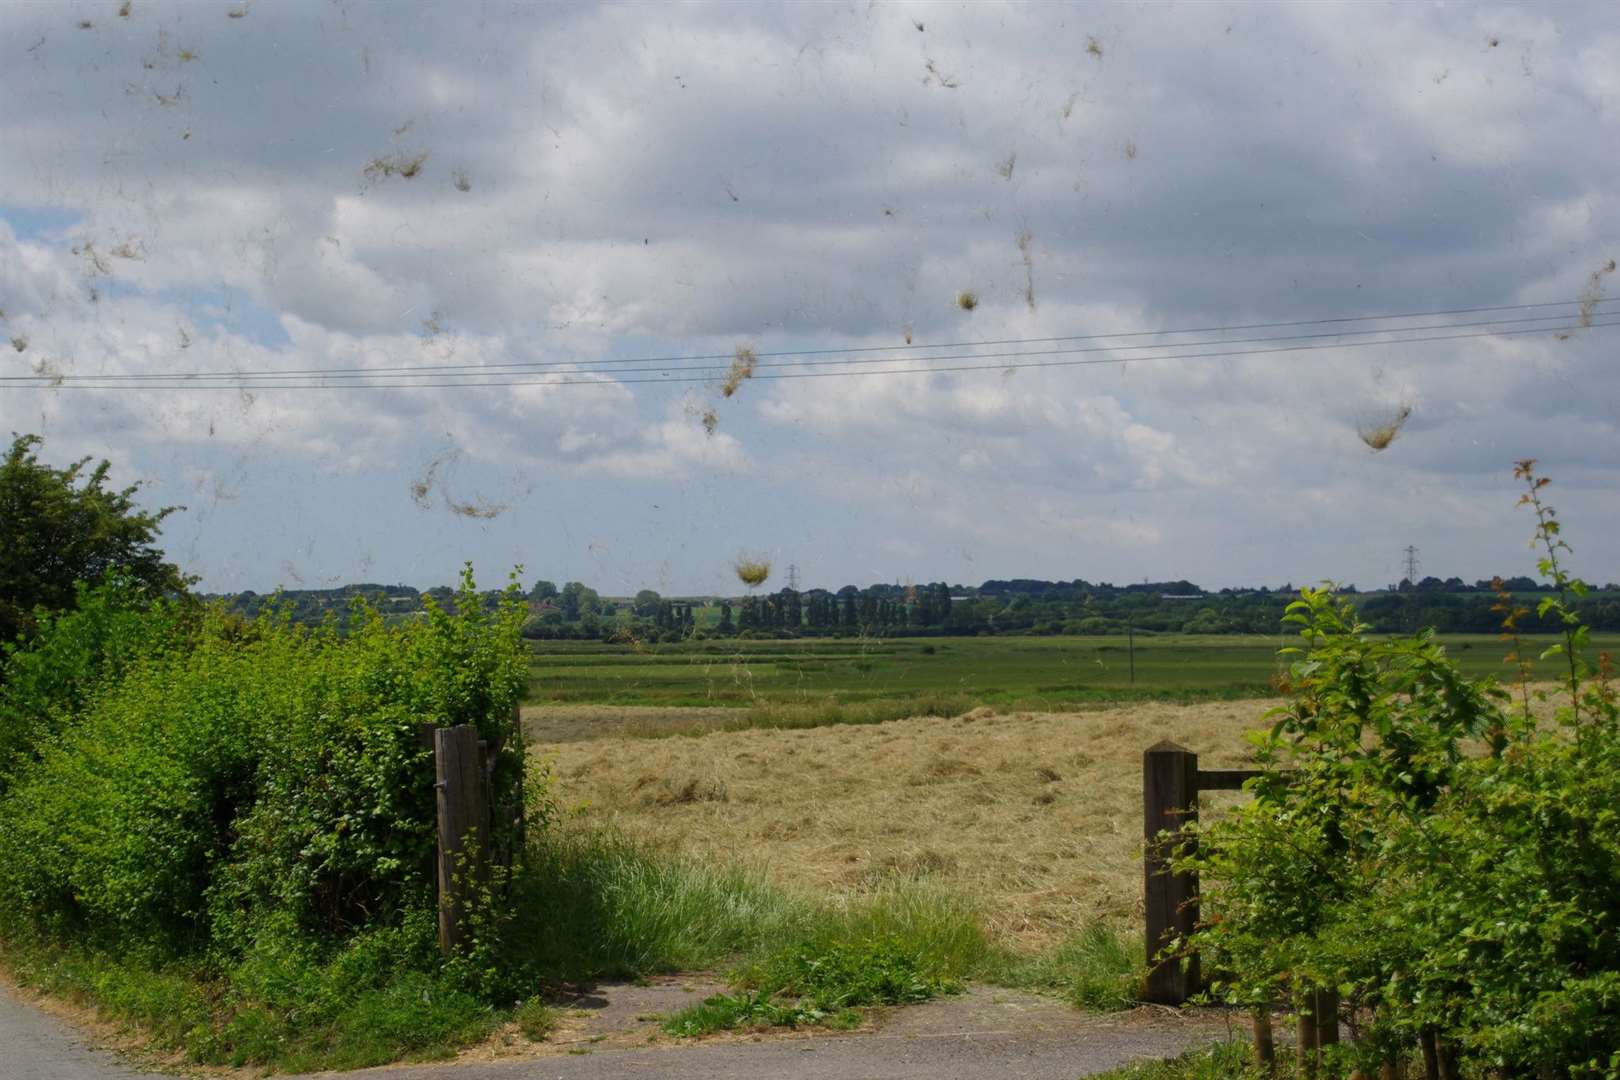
[{"xmin": 0, "ymin": 568, "xmax": 528, "ymax": 1040}]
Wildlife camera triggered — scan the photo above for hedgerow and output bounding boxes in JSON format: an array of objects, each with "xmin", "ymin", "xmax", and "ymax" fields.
[
  {"xmin": 0, "ymin": 566, "xmax": 529, "ymax": 1066},
  {"xmin": 1177, "ymin": 462, "xmax": 1620, "ymax": 1077}
]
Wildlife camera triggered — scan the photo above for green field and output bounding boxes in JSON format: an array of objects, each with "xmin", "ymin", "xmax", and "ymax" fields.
[{"xmin": 526, "ymin": 633, "xmax": 1614, "ymax": 712}]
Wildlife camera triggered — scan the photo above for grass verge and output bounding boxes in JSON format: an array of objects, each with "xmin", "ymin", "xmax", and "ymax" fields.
[
  {"xmin": 518, "ymin": 824, "xmax": 1139, "ymax": 1037},
  {"xmin": 3, "ymin": 824, "xmax": 1144, "ymax": 1065},
  {"xmin": 0, "ymin": 933, "xmax": 495, "ymax": 1072}
]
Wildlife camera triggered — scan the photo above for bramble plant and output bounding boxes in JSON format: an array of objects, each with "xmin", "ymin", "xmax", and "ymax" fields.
[
  {"xmin": 1176, "ymin": 461, "xmax": 1620, "ymax": 1077},
  {"xmin": 0, "ymin": 565, "xmax": 531, "ymax": 1069}
]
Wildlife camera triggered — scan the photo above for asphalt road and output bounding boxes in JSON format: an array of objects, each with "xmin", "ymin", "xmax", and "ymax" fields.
[
  {"xmin": 0, "ymin": 977, "xmax": 1234, "ymax": 1080},
  {"xmin": 0, "ymin": 979, "xmax": 155, "ymax": 1080}
]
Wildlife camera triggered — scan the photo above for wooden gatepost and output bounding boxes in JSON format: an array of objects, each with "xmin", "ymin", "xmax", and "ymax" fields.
[
  {"xmin": 1142, "ymin": 741, "xmax": 1270, "ymax": 1004},
  {"xmin": 1143, "ymin": 741, "xmax": 1337, "ymax": 1072},
  {"xmin": 434, "ymin": 724, "xmax": 488, "ymax": 957}
]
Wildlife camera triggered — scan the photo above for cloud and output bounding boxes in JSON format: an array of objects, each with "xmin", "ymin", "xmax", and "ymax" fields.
[{"xmin": 0, "ymin": 0, "xmax": 1615, "ymax": 591}]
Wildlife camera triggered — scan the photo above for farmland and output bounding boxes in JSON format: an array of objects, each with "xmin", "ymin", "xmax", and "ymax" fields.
[
  {"xmin": 524, "ymin": 631, "xmax": 1596, "ymax": 951},
  {"xmin": 525, "ymin": 632, "xmax": 1611, "ymax": 718}
]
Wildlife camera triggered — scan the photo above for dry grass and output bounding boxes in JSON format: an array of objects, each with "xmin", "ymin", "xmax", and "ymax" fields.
[
  {"xmin": 1358, "ymin": 403, "xmax": 1412, "ymax": 451},
  {"xmin": 733, "ymin": 555, "xmax": 771, "ymax": 588},
  {"xmin": 540, "ymin": 700, "xmax": 1272, "ymax": 950},
  {"xmin": 720, "ymin": 345, "xmax": 757, "ymax": 398},
  {"xmin": 1579, "ymin": 257, "xmax": 1616, "ymax": 328},
  {"xmin": 364, "ymin": 152, "xmax": 429, "ymax": 183}
]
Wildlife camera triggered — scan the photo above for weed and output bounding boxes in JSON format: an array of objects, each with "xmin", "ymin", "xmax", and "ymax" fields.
[
  {"xmin": 667, "ymin": 935, "xmax": 965, "ymax": 1037},
  {"xmin": 997, "ymin": 152, "xmax": 1017, "ymax": 180},
  {"xmin": 987, "ymin": 925, "xmax": 1140, "ymax": 1010},
  {"xmin": 1087, "ymin": 1041, "xmax": 1255, "ymax": 1079},
  {"xmin": 957, "ymin": 289, "xmax": 978, "ymax": 311},
  {"xmin": 453, "ymin": 169, "xmax": 472, "ymax": 192},
  {"xmin": 10, "ymin": 336, "xmax": 26, "ymax": 353},
  {"xmin": 700, "ymin": 408, "xmax": 719, "ymax": 436},
  {"xmin": 514, "ymin": 996, "xmax": 557, "ymax": 1040},
  {"xmin": 1086, "ymin": 36, "xmax": 1104, "ymax": 59}
]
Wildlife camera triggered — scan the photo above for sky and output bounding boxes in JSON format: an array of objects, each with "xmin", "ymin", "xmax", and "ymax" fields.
[{"xmin": 1, "ymin": 0, "xmax": 1616, "ymax": 596}]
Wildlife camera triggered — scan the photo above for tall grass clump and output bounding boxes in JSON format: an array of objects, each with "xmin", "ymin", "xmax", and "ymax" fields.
[{"xmin": 0, "ymin": 566, "xmax": 529, "ymax": 1070}]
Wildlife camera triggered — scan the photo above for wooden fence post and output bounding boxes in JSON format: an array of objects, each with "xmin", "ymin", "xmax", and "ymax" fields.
[
  {"xmin": 1253, "ymin": 1008, "xmax": 1276, "ymax": 1074},
  {"xmin": 435, "ymin": 724, "xmax": 486, "ymax": 957},
  {"xmin": 1143, "ymin": 740, "xmax": 1200, "ymax": 1004}
]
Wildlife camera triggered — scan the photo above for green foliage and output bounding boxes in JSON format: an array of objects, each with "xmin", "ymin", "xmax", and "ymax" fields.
[
  {"xmin": 0, "ymin": 433, "xmax": 188, "ymax": 645},
  {"xmin": 666, "ymin": 936, "xmax": 962, "ymax": 1036},
  {"xmin": 1086, "ymin": 1041, "xmax": 1257, "ymax": 1080},
  {"xmin": 514, "ymin": 995, "xmax": 558, "ymax": 1041},
  {"xmin": 0, "ymin": 566, "xmax": 527, "ymax": 1070},
  {"xmin": 1178, "ymin": 463, "xmax": 1620, "ymax": 1076},
  {"xmin": 988, "ymin": 924, "xmax": 1141, "ymax": 1010},
  {"xmin": 0, "ymin": 578, "xmax": 185, "ymax": 788}
]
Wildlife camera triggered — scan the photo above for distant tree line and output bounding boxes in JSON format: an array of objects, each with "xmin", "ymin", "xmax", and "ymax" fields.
[{"xmin": 206, "ymin": 573, "xmax": 1620, "ymax": 640}]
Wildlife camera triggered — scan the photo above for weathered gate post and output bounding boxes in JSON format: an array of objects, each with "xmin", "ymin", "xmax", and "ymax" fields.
[
  {"xmin": 435, "ymin": 724, "xmax": 487, "ymax": 957},
  {"xmin": 1143, "ymin": 740, "xmax": 1200, "ymax": 1004}
]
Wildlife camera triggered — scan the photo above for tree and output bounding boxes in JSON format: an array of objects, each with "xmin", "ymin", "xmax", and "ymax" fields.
[
  {"xmin": 558, "ymin": 581, "xmax": 599, "ymax": 621},
  {"xmin": 0, "ymin": 434, "xmax": 188, "ymax": 644},
  {"xmin": 528, "ymin": 579, "xmax": 559, "ymax": 602},
  {"xmin": 633, "ymin": 589, "xmax": 662, "ymax": 617}
]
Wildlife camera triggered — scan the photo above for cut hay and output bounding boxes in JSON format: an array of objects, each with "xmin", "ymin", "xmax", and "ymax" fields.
[
  {"xmin": 363, "ymin": 151, "xmax": 429, "ymax": 183},
  {"xmin": 720, "ymin": 344, "xmax": 756, "ymax": 398},
  {"xmin": 1358, "ymin": 403, "xmax": 1412, "ymax": 451},
  {"xmin": 1017, "ymin": 230, "xmax": 1036, "ymax": 312},
  {"xmin": 1578, "ymin": 257, "xmax": 1616, "ymax": 328},
  {"xmin": 733, "ymin": 555, "xmax": 772, "ymax": 588},
  {"xmin": 537, "ymin": 700, "xmax": 1276, "ymax": 948}
]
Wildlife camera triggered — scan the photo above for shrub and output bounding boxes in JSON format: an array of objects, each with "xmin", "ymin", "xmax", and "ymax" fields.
[
  {"xmin": 1179, "ymin": 463, "xmax": 1620, "ymax": 1076},
  {"xmin": 0, "ymin": 566, "xmax": 527, "ymax": 1066},
  {"xmin": 0, "ymin": 578, "xmax": 186, "ymax": 790}
]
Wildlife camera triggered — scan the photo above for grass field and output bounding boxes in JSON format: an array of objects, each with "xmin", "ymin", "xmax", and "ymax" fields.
[
  {"xmin": 537, "ymin": 700, "xmax": 1269, "ymax": 950},
  {"xmin": 527, "ymin": 632, "xmax": 1614, "ymax": 714},
  {"xmin": 525, "ymin": 632, "xmax": 1598, "ymax": 955}
]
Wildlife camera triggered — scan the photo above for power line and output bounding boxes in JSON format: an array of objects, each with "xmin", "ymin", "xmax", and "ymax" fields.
[
  {"xmin": 12, "ymin": 307, "xmax": 1603, "ymax": 386},
  {"xmin": 6, "ymin": 299, "xmax": 1613, "ymax": 388},
  {"xmin": 6, "ymin": 314, "xmax": 1617, "ymax": 393}
]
